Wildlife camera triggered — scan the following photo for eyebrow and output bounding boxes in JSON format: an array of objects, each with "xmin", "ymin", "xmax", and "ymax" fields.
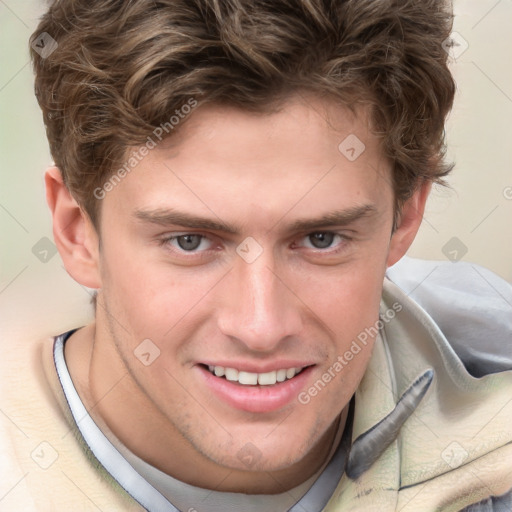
[
  {"xmin": 134, "ymin": 204, "xmax": 378, "ymax": 235},
  {"xmin": 135, "ymin": 209, "xmax": 238, "ymax": 234},
  {"xmin": 285, "ymin": 204, "xmax": 378, "ymax": 233}
]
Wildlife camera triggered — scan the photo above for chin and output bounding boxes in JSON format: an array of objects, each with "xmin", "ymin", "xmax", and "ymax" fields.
[{"xmin": 217, "ymin": 430, "xmax": 314, "ymax": 472}]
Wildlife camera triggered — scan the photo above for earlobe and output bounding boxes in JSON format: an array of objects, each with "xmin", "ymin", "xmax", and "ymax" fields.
[
  {"xmin": 386, "ymin": 181, "xmax": 432, "ymax": 268},
  {"xmin": 45, "ymin": 167, "xmax": 102, "ymax": 289}
]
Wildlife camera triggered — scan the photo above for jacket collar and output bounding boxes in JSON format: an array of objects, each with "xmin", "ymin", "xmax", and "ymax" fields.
[{"xmin": 324, "ymin": 278, "xmax": 512, "ymax": 511}]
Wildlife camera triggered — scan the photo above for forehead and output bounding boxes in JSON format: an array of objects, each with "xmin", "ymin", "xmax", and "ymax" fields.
[
  {"xmin": 101, "ymin": 95, "xmax": 392, "ymax": 227},
  {"xmin": 159, "ymin": 95, "xmax": 381, "ymax": 170}
]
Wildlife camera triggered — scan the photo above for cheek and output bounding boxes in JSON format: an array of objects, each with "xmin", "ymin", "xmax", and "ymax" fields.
[
  {"xmin": 102, "ymin": 265, "xmax": 199, "ymax": 335},
  {"xmin": 298, "ymin": 258, "xmax": 386, "ymax": 338},
  {"xmin": 99, "ymin": 248, "xmax": 225, "ymax": 364}
]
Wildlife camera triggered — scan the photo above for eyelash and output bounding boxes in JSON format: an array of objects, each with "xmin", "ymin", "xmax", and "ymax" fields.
[
  {"xmin": 158, "ymin": 232, "xmax": 352, "ymax": 258},
  {"xmin": 295, "ymin": 233, "xmax": 349, "ymax": 252},
  {"xmin": 158, "ymin": 233, "xmax": 217, "ymax": 260}
]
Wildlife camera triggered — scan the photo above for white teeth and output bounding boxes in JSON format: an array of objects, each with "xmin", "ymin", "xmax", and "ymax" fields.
[
  {"xmin": 238, "ymin": 371, "xmax": 258, "ymax": 385},
  {"xmin": 276, "ymin": 369, "xmax": 287, "ymax": 382},
  {"xmin": 207, "ymin": 365, "xmax": 304, "ymax": 386},
  {"xmin": 225, "ymin": 368, "xmax": 239, "ymax": 382},
  {"xmin": 258, "ymin": 371, "xmax": 277, "ymax": 386}
]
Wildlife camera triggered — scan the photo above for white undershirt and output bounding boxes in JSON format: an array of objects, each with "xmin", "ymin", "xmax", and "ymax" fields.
[{"xmin": 107, "ymin": 415, "xmax": 345, "ymax": 512}]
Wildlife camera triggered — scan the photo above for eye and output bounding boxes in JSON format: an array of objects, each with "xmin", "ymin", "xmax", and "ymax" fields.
[
  {"xmin": 302, "ymin": 232, "xmax": 343, "ymax": 250},
  {"xmin": 164, "ymin": 234, "xmax": 212, "ymax": 252}
]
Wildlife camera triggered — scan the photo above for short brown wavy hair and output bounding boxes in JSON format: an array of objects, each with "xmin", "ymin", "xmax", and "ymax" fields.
[{"xmin": 30, "ymin": 0, "xmax": 456, "ymax": 226}]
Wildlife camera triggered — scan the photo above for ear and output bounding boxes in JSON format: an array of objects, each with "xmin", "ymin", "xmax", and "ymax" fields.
[
  {"xmin": 45, "ymin": 167, "xmax": 102, "ymax": 289},
  {"xmin": 386, "ymin": 180, "xmax": 432, "ymax": 267}
]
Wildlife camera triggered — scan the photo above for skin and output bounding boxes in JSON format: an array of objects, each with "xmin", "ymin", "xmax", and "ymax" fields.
[{"xmin": 46, "ymin": 95, "xmax": 430, "ymax": 494}]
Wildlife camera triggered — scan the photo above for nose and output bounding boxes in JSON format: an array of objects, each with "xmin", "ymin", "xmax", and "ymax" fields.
[{"xmin": 217, "ymin": 253, "xmax": 303, "ymax": 352}]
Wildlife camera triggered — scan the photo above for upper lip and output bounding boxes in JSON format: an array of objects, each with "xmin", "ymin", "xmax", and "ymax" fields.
[{"xmin": 198, "ymin": 361, "xmax": 315, "ymax": 373}]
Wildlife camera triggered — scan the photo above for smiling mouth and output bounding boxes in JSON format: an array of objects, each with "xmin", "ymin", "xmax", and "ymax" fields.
[{"xmin": 201, "ymin": 364, "xmax": 309, "ymax": 386}]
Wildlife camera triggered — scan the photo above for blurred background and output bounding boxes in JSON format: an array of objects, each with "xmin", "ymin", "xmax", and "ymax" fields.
[{"xmin": 1, "ymin": 0, "xmax": 511, "ymax": 339}]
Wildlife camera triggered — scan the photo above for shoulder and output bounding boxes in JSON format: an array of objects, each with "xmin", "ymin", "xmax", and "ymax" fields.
[
  {"xmin": 0, "ymin": 334, "xmax": 141, "ymax": 511},
  {"xmin": 385, "ymin": 256, "xmax": 512, "ymax": 377}
]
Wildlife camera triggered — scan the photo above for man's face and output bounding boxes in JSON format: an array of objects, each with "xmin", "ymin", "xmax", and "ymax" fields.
[{"xmin": 95, "ymin": 96, "xmax": 396, "ymax": 472}]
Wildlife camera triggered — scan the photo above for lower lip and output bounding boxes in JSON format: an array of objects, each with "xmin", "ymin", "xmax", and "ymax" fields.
[{"xmin": 197, "ymin": 366, "xmax": 314, "ymax": 413}]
